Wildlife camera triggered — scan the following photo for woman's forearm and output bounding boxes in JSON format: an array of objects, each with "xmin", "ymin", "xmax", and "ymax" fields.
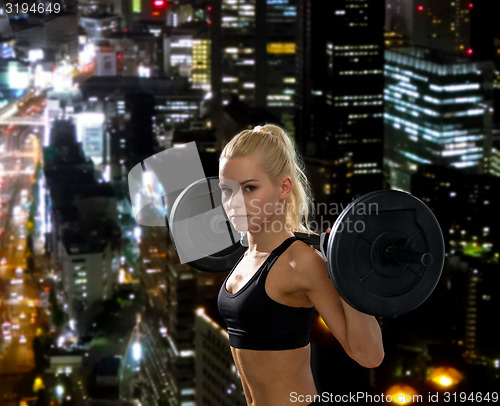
[{"xmin": 340, "ymin": 296, "xmax": 384, "ymax": 368}]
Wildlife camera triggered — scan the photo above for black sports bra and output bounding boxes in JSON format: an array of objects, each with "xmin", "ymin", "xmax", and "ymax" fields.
[{"xmin": 217, "ymin": 236, "xmax": 315, "ymax": 351}]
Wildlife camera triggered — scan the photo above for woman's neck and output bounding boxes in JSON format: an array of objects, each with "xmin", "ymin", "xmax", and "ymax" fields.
[{"xmin": 244, "ymin": 230, "xmax": 295, "ymax": 257}]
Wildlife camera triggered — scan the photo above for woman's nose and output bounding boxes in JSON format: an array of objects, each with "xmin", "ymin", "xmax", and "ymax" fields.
[{"xmin": 226, "ymin": 191, "xmax": 244, "ymax": 210}]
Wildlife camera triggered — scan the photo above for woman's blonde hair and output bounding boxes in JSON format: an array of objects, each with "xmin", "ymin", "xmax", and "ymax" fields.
[{"xmin": 219, "ymin": 124, "xmax": 318, "ymax": 235}]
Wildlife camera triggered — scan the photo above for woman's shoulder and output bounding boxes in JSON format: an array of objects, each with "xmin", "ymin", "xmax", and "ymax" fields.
[
  {"xmin": 290, "ymin": 238, "xmax": 326, "ymax": 263},
  {"xmin": 286, "ymin": 239, "xmax": 329, "ymax": 287}
]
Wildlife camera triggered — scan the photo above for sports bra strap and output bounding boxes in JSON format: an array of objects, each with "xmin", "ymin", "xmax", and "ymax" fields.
[{"xmin": 263, "ymin": 236, "xmax": 297, "ymax": 272}]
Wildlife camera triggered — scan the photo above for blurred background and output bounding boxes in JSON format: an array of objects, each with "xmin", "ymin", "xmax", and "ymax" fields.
[{"xmin": 0, "ymin": 0, "xmax": 499, "ymax": 405}]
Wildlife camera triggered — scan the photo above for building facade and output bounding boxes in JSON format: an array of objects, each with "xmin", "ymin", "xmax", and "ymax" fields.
[
  {"xmin": 384, "ymin": 47, "xmax": 494, "ymax": 190},
  {"xmin": 295, "ymin": 0, "xmax": 385, "ymax": 197}
]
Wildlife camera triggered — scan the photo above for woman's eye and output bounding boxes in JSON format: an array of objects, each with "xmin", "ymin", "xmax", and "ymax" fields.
[{"xmin": 220, "ymin": 186, "xmax": 255, "ymax": 194}]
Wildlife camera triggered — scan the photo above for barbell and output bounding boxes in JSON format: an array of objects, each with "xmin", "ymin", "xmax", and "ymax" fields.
[{"xmin": 168, "ymin": 176, "xmax": 445, "ymax": 318}]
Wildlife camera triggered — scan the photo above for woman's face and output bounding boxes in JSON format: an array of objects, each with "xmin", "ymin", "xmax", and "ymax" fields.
[{"xmin": 218, "ymin": 155, "xmax": 290, "ymax": 233}]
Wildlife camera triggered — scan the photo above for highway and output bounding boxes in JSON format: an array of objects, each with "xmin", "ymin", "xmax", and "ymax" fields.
[{"xmin": 0, "ymin": 95, "xmax": 48, "ymax": 406}]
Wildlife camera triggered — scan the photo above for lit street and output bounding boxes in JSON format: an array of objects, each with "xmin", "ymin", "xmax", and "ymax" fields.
[{"xmin": 0, "ymin": 95, "xmax": 47, "ymax": 405}]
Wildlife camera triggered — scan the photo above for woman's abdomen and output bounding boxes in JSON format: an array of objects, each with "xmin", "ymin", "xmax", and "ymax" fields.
[{"xmin": 230, "ymin": 344, "xmax": 318, "ymax": 406}]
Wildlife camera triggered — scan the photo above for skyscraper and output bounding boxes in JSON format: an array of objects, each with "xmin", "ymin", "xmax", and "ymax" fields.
[
  {"xmin": 194, "ymin": 307, "xmax": 246, "ymax": 406},
  {"xmin": 384, "ymin": 47, "xmax": 494, "ymax": 190},
  {"xmin": 385, "ymin": 0, "xmax": 473, "ymax": 56},
  {"xmin": 210, "ymin": 0, "xmax": 298, "ymax": 136},
  {"xmin": 296, "ymin": 0, "xmax": 385, "ymax": 197}
]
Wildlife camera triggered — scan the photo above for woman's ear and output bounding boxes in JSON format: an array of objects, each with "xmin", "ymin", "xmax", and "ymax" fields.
[{"xmin": 280, "ymin": 176, "xmax": 292, "ymax": 199}]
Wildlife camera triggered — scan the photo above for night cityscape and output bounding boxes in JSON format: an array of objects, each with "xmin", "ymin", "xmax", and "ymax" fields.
[{"xmin": 0, "ymin": 0, "xmax": 499, "ymax": 405}]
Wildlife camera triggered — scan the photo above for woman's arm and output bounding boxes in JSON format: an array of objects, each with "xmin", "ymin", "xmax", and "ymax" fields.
[
  {"xmin": 337, "ymin": 295, "xmax": 384, "ymax": 368},
  {"xmin": 292, "ymin": 243, "xmax": 384, "ymax": 368}
]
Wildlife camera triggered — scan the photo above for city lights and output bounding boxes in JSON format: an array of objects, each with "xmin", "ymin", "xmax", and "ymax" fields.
[
  {"xmin": 55, "ymin": 384, "xmax": 65, "ymax": 397},
  {"xmin": 32, "ymin": 376, "xmax": 45, "ymax": 392},
  {"xmin": 386, "ymin": 384, "xmax": 419, "ymax": 405},
  {"xmin": 152, "ymin": 0, "xmax": 168, "ymax": 9},
  {"xmin": 318, "ymin": 315, "xmax": 329, "ymax": 331},
  {"xmin": 428, "ymin": 366, "xmax": 464, "ymax": 389},
  {"xmin": 132, "ymin": 341, "xmax": 142, "ymax": 362}
]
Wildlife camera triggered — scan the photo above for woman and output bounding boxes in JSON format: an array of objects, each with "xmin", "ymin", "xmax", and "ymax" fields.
[{"xmin": 217, "ymin": 124, "xmax": 384, "ymax": 406}]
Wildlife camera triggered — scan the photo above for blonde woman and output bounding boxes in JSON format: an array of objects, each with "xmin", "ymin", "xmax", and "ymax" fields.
[{"xmin": 217, "ymin": 124, "xmax": 384, "ymax": 406}]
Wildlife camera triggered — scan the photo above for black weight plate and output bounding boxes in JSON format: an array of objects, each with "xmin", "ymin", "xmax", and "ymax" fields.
[
  {"xmin": 327, "ymin": 190, "xmax": 444, "ymax": 318},
  {"xmin": 169, "ymin": 176, "xmax": 246, "ymax": 273}
]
